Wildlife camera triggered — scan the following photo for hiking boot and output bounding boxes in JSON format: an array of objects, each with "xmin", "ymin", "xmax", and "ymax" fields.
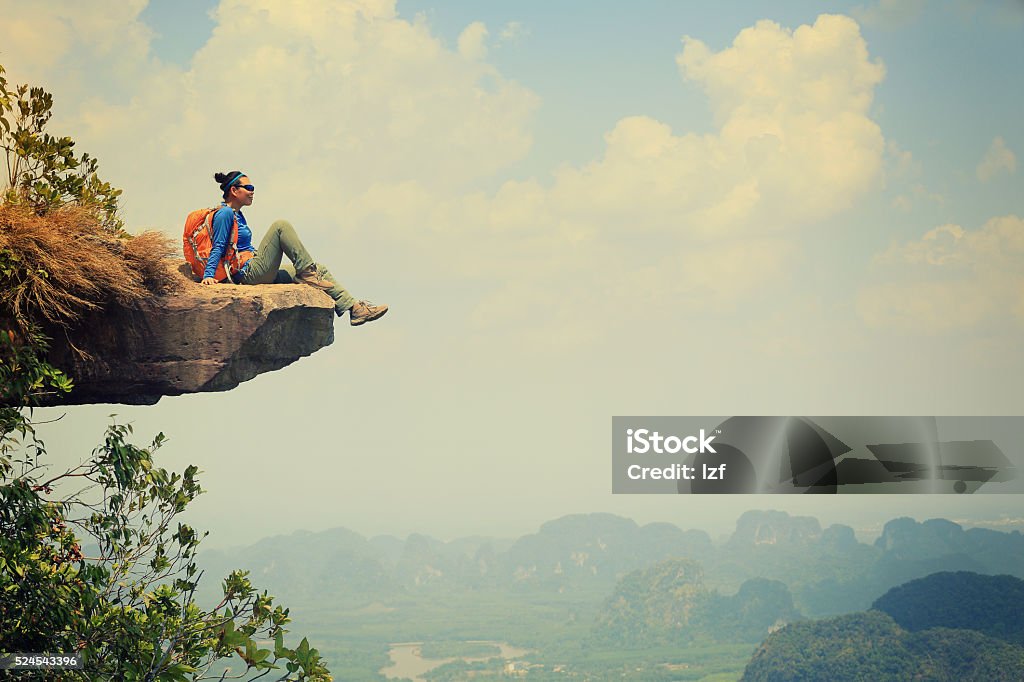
[
  {"xmin": 294, "ymin": 264, "xmax": 334, "ymax": 291},
  {"xmin": 348, "ymin": 300, "xmax": 388, "ymax": 326}
]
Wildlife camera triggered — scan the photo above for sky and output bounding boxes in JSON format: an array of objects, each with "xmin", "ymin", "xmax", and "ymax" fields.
[{"xmin": 2, "ymin": 0, "xmax": 1023, "ymax": 547}]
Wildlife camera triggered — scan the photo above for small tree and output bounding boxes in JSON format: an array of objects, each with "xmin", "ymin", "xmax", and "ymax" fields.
[
  {"xmin": 0, "ymin": 64, "xmax": 332, "ymax": 680},
  {"xmin": 0, "ymin": 65, "xmax": 123, "ymax": 234},
  {"xmin": 0, "ymin": 408, "xmax": 331, "ymax": 680}
]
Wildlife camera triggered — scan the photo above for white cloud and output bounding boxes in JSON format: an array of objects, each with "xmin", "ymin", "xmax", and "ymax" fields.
[
  {"xmin": 886, "ymin": 140, "xmax": 919, "ymax": 179},
  {"xmin": 976, "ymin": 136, "xmax": 1017, "ymax": 182},
  {"xmin": 5, "ymin": 6, "xmax": 889, "ymax": 344},
  {"xmin": 0, "ymin": 0, "xmax": 156, "ymax": 101},
  {"xmin": 15, "ymin": 6, "xmax": 1016, "ymax": 532},
  {"xmin": 457, "ymin": 21, "xmax": 489, "ymax": 61},
  {"xmin": 498, "ymin": 21, "xmax": 526, "ymax": 44},
  {"xmin": 540, "ymin": 15, "xmax": 885, "ymax": 240},
  {"xmin": 874, "ymin": 223, "xmax": 966, "ymax": 266},
  {"xmin": 339, "ymin": 13, "xmax": 890, "ymax": 342},
  {"xmin": 859, "ymin": 215, "xmax": 1024, "ymax": 330},
  {"xmin": 23, "ymin": 0, "xmax": 538, "ymax": 237}
]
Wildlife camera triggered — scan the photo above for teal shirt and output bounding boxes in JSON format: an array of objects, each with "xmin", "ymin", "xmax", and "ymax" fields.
[{"xmin": 203, "ymin": 204, "xmax": 255, "ymax": 280}]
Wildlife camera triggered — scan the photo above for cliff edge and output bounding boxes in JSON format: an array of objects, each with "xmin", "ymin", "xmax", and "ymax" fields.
[{"xmin": 40, "ymin": 263, "xmax": 335, "ymax": 406}]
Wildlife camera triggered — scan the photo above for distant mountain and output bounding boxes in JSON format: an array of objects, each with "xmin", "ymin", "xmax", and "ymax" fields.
[
  {"xmin": 502, "ymin": 513, "xmax": 712, "ymax": 591},
  {"xmin": 742, "ymin": 610, "xmax": 1024, "ymax": 682},
  {"xmin": 193, "ymin": 511, "xmax": 1024, "ymax": 621},
  {"xmin": 873, "ymin": 571, "xmax": 1024, "ymax": 645},
  {"xmin": 197, "ymin": 514, "xmax": 709, "ymax": 605},
  {"xmin": 728, "ymin": 510, "xmax": 823, "ymax": 547},
  {"xmin": 196, "ymin": 527, "xmax": 396, "ymax": 605},
  {"xmin": 790, "ymin": 517, "xmax": 1024, "ymax": 618},
  {"xmin": 367, "ymin": 534, "xmax": 406, "ymax": 565},
  {"xmin": 776, "ymin": 515, "xmax": 1024, "ymax": 618},
  {"xmin": 703, "ymin": 510, "xmax": 879, "ymax": 615},
  {"xmin": 591, "ymin": 558, "xmax": 798, "ymax": 646},
  {"xmin": 874, "ymin": 517, "xmax": 1024, "ymax": 579}
]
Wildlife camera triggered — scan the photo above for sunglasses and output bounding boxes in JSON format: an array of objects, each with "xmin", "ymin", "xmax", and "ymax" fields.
[{"xmin": 233, "ymin": 183, "xmax": 255, "ymax": 191}]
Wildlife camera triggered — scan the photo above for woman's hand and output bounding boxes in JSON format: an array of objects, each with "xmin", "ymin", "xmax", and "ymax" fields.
[{"xmin": 202, "ymin": 277, "xmax": 217, "ymax": 285}]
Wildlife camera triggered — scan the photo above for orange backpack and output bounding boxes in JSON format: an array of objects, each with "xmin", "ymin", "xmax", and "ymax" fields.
[{"xmin": 182, "ymin": 207, "xmax": 254, "ymax": 283}]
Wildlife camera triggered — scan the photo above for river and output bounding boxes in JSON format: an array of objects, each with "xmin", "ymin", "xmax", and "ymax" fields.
[{"xmin": 380, "ymin": 641, "xmax": 533, "ymax": 681}]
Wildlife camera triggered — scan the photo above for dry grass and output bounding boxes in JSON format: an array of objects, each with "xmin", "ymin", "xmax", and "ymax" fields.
[{"xmin": 0, "ymin": 202, "xmax": 179, "ymax": 330}]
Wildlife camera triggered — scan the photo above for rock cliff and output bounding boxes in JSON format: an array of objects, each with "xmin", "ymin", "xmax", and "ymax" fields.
[{"xmin": 40, "ymin": 263, "xmax": 335, "ymax": 406}]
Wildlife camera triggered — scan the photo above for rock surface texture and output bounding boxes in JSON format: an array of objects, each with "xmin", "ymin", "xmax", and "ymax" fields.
[{"xmin": 42, "ymin": 264, "xmax": 335, "ymax": 405}]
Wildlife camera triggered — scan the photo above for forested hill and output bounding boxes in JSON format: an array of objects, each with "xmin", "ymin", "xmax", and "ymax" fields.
[
  {"xmin": 590, "ymin": 558, "xmax": 799, "ymax": 646},
  {"xmin": 742, "ymin": 611, "xmax": 1024, "ymax": 682},
  {"xmin": 872, "ymin": 571, "xmax": 1024, "ymax": 645},
  {"xmin": 742, "ymin": 572, "xmax": 1024, "ymax": 681}
]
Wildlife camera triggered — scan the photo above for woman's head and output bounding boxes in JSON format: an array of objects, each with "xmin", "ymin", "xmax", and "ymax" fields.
[{"xmin": 214, "ymin": 170, "xmax": 255, "ymax": 206}]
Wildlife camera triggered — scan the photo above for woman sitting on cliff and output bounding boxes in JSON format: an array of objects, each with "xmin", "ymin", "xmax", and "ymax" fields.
[{"xmin": 201, "ymin": 170, "xmax": 388, "ymax": 326}]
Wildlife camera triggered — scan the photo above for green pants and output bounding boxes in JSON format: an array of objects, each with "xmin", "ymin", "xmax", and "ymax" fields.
[{"xmin": 240, "ymin": 220, "xmax": 356, "ymax": 313}]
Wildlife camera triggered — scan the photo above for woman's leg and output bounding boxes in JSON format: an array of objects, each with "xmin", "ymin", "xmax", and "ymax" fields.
[
  {"xmin": 241, "ymin": 220, "xmax": 356, "ymax": 314},
  {"xmin": 242, "ymin": 220, "xmax": 312, "ymax": 282}
]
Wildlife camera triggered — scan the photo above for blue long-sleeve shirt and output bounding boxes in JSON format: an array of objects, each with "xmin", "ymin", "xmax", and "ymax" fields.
[{"xmin": 203, "ymin": 204, "xmax": 256, "ymax": 280}]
